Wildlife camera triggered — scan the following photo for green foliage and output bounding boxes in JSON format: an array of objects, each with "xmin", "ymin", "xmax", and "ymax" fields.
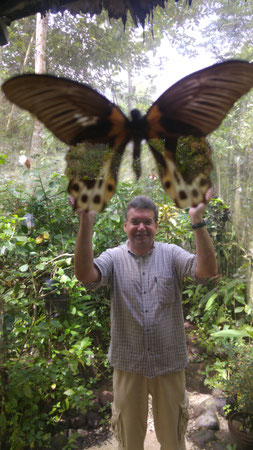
[
  {"xmin": 0, "ymin": 161, "xmax": 252, "ymax": 447},
  {"xmin": 183, "ymin": 276, "xmax": 252, "ymax": 330},
  {"xmin": 203, "ymin": 339, "xmax": 253, "ymax": 415},
  {"xmin": 0, "ymin": 169, "xmax": 177, "ymax": 447},
  {"xmin": 0, "ymin": 171, "xmax": 111, "ymax": 448}
]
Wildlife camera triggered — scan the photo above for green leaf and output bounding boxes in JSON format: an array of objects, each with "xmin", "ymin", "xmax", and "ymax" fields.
[
  {"xmin": 0, "ymin": 413, "xmax": 7, "ymax": 429},
  {"xmin": 110, "ymin": 214, "xmax": 120, "ymax": 223},
  {"xmin": 23, "ymin": 384, "xmax": 32, "ymax": 398},
  {"xmin": 204, "ymin": 293, "xmax": 218, "ymax": 311},
  {"xmin": 234, "ymin": 306, "xmax": 244, "ymax": 313},
  {"xmin": 36, "ymin": 262, "xmax": 46, "ymax": 270},
  {"xmin": 64, "ymin": 388, "xmax": 75, "ymax": 396},
  {"xmin": 19, "ymin": 264, "xmax": 29, "ymax": 272},
  {"xmin": 0, "ymin": 154, "xmax": 7, "ymax": 165},
  {"xmin": 169, "ymin": 218, "xmax": 177, "ymax": 226},
  {"xmin": 15, "ymin": 235, "xmax": 27, "ymax": 242},
  {"xmin": 212, "ymin": 329, "xmax": 249, "ymax": 338},
  {"xmin": 244, "ymin": 326, "xmax": 253, "ymax": 338}
]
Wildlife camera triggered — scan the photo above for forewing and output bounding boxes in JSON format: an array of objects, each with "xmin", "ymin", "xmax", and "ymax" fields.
[
  {"xmin": 149, "ymin": 137, "xmax": 212, "ymax": 208},
  {"xmin": 146, "ymin": 60, "xmax": 253, "ymax": 139},
  {"xmin": 2, "ymin": 74, "xmax": 127, "ymax": 146}
]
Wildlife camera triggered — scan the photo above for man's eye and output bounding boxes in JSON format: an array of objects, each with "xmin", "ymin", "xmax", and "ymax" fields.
[{"xmin": 130, "ymin": 220, "xmax": 153, "ymax": 226}]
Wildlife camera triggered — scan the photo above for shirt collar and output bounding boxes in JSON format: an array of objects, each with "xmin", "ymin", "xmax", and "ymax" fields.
[{"xmin": 126, "ymin": 240, "xmax": 155, "ymax": 257}]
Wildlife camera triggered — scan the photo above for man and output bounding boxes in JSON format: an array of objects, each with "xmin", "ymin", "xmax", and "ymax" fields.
[{"xmin": 74, "ymin": 192, "xmax": 217, "ymax": 450}]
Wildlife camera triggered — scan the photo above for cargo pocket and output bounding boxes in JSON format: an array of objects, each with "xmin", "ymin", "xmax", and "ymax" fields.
[
  {"xmin": 178, "ymin": 391, "xmax": 189, "ymax": 444},
  {"xmin": 111, "ymin": 402, "xmax": 124, "ymax": 447}
]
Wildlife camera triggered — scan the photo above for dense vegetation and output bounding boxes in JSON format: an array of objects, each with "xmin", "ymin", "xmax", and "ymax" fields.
[
  {"xmin": 0, "ymin": 0, "xmax": 253, "ymax": 448},
  {"xmin": 0, "ymin": 170, "xmax": 252, "ymax": 448}
]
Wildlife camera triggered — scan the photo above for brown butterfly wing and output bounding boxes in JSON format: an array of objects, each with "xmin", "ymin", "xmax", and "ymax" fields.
[
  {"xmin": 146, "ymin": 60, "xmax": 253, "ymax": 207},
  {"xmin": 2, "ymin": 74, "xmax": 127, "ymax": 146},
  {"xmin": 148, "ymin": 137, "xmax": 212, "ymax": 208},
  {"xmin": 146, "ymin": 60, "xmax": 253, "ymax": 140},
  {"xmin": 66, "ymin": 141, "xmax": 127, "ymax": 212},
  {"xmin": 2, "ymin": 74, "xmax": 128, "ymax": 212}
]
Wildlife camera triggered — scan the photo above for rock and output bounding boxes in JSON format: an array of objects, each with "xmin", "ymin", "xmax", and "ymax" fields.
[
  {"xmin": 191, "ymin": 429, "xmax": 217, "ymax": 447},
  {"xmin": 184, "ymin": 320, "xmax": 196, "ymax": 330},
  {"xmin": 194, "ymin": 398, "xmax": 217, "ymax": 418},
  {"xmin": 206, "ymin": 442, "xmax": 231, "ymax": 449},
  {"xmin": 212, "ymin": 389, "xmax": 227, "ymax": 416},
  {"xmin": 186, "ymin": 335, "xmax": 205, "ymax": 357},
  {"xmin": 87, "ymin": 410, "xmax": 100, "ymax": 429},
  {"xmin": 99, "ymin": 390, "xmax": 113, "ymax": 407},
  {"xmin": 69, "ymin": 411, "xmax": 87, "ymax": 428},
  {"xmin": 213, "ymin": 396, "xmax": 227, "ymax": 416},
  {"xmin": 195, "ymin": 412, "xmax": 220, "ymax": 430},
  {"xmin": 92, "ymin": 396, "xmax": 101, "ymax": 411},
  {"xmin": 212, "ymin": 389, "xmax": 224, "ymax": 398}
]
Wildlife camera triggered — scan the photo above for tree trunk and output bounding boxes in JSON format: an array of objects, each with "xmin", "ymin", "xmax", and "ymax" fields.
[
  {"xmin": 30, "ymin": 13, "xmax": 48, "ymax": 163},
  {"xmin": 6, "ymin": 30, "xmax": 35, "ymax": 132},
  {"xmin": 233, "ymin": 158, "xmax": 242, "ymax": 237},
  {"xmin": 127, "ymin": 65, "xmax": 135, "ymax": 115}
]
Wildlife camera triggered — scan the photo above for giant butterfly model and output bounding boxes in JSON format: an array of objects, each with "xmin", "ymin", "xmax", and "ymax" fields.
[{"xmin": 2, "ymin": 60, "xmax": 253, "ymax": 211}]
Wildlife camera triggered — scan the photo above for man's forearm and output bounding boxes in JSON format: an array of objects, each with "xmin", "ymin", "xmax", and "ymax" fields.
[
  {"xmin": 193, "ymin": 225, "xmax": 217, "ymax": 278},
  {"xmin": 74, "ymin": 211, "xmax": 100, "ymax": 282},
  {"xmin": 189, "ymin": 189, "xmax": 217, "ymax": 279}
]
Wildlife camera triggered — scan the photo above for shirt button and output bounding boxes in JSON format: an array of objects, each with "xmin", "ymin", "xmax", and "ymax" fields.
[{"xmin": 143, "ymin": 291, "xmax": 146, "ymax": 294}]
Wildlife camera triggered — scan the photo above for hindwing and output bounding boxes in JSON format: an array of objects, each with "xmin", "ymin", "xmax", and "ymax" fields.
[{"xmin": 66, "ymin": 141, "xmax": 127, "ymax": 212}]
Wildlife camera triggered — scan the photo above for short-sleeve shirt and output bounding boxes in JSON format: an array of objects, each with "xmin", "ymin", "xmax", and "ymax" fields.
[{"xmin": 87, "ymin": 240, "xmax": 197, "ymax": 378}]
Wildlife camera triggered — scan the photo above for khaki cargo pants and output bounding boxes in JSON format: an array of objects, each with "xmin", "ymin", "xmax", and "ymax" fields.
[{"xmin": 112, "ymin": 368, "xmax": 188, "ymax": 450}]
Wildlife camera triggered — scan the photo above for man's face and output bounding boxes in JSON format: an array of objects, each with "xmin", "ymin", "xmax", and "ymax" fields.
[{"xmin": 124, "ymin": 208, "xmax": 158, "ymax": 255}]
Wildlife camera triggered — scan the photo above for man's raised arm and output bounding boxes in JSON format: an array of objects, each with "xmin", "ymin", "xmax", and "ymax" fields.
[
  {"xmin": 189, "ymin": 190, "xmax": 218, "ymax": 279},
  {"xmin": 74, "ymin": 210, "xmax": 101, "ymax": 282}
]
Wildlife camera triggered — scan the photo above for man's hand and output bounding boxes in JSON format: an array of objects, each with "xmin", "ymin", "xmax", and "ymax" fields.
[
  {"xmin": 189, "ymin": 188, "xmax": 212, "ymax": 224},
  {"xmin": 77, "ymin": 209, "xmax": 97, "ymax": 225},
  {"xmin": 68, "ymin": 195, "xmax": 97, "ymax": 225}
]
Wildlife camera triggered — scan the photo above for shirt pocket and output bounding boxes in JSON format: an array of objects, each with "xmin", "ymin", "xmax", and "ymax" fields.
[{"xmin": 155, "ymin": 274, "xmax": 176, "ymax": 305}]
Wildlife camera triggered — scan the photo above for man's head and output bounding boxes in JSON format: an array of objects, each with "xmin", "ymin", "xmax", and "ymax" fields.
[
  {"xmin": 125, "ymin": 196, "xmax": 158, "ymax": 223},
  {"xmin": 124, "ymin": 196, "xmax": 158, "ymax": 255}
]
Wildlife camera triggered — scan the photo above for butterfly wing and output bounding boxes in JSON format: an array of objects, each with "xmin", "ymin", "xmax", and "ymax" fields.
[
  {"xmin": 149, "ymin": 137, "xmax": 212, "ymax": 208},
  {"xmin": 146, "ymin": 60, "xmax": 253, "ymax": 141},
  {"xmin": 2, "ymin": 74, "xmax": 129, "ymax": 211},
  {"xmin": 145, "ymin": 60, "xmax": 253, "ymax": 207},
  {"xmin": 66, "ymin": 141, "xmax": 127, "ymax": 212},
  {"xmin": 2, "ymin": 74, "xmax": 127, "ymax": 146}
]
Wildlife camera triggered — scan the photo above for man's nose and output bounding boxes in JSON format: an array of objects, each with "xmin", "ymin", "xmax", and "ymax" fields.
[{"xmin": 137, "ymin": 222, "xmax": 145, "ymax": 230}]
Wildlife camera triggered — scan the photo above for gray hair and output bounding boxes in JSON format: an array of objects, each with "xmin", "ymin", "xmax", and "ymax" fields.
[{"xmin": 125, "ymin": 196, "xmax": 158, "ymax": 222}]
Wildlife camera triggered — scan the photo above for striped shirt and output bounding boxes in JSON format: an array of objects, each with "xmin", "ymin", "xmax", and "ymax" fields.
[{"xmin": 89, "ymin": 240, "xmax": 197, "ymax": 378}]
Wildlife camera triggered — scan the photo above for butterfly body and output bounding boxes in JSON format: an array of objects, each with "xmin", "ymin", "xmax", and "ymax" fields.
[{"xmin": 2, "ymin": 60, "xmax": 253, "ymax": 211}]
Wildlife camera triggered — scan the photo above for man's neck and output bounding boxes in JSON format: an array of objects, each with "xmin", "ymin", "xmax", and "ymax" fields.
[{"xmin": 128, "ymin": 240, "xmax": 154, "ymax": 256}]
